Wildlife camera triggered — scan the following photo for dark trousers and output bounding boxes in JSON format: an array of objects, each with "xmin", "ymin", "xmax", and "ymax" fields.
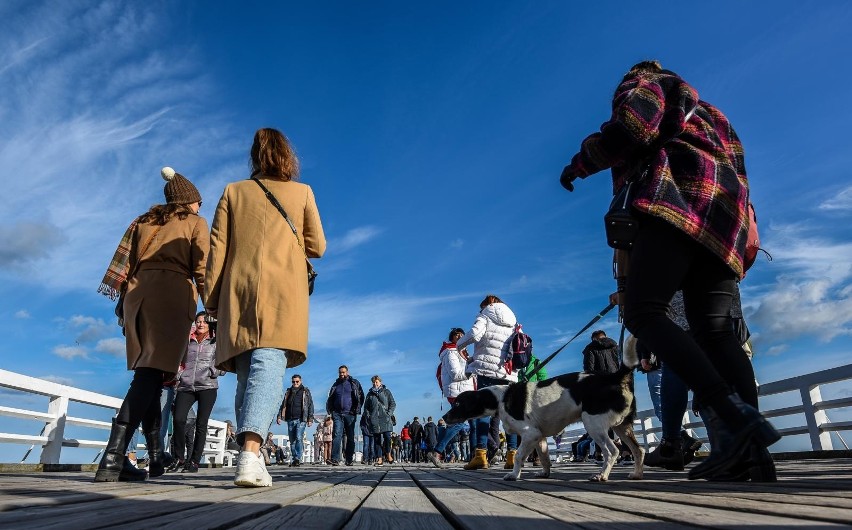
[
  {"xmin": 116, "ymin": 368, "xmax": 164, "ymax": 443},
  {"xmin": 332, "ymin": 412, "xmax": 356, "ymax": 463},
  {"xmin": 173, "ymin": 388, "xmax": 217, "ymax": 464},
  {"xmin": 623, "ymin": 215, "xmax": 758, "ymax": 417},
  {"xmin": 373, "ymin": 432, "xmax": 391, "ymax": 457}
]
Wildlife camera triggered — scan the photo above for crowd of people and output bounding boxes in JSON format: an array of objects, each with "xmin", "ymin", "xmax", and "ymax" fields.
[{"xmin": 96, "ymin": 60, "xmax": 780, "ymax": 487}]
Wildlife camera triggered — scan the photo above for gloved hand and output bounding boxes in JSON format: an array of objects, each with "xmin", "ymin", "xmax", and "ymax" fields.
[{"xmin": 560, "ymin": 166, "xmax": 577, "ymax": 192}]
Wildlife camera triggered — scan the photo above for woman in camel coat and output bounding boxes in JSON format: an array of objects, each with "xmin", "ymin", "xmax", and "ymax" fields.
[{"xmin": 205, "ymin": 127, "xmax": 326, "ymax": 487}]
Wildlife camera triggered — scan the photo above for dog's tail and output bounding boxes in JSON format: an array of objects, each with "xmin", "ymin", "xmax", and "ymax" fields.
[{"xmin": 621, "ymin": 333, "xmax": 640, "ymax": 370}]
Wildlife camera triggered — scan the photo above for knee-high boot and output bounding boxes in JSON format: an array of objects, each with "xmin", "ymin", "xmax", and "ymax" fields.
[
  {"xmin": 94, "ymin": 420, "xmax": 148, "ymax": 482},
  {"xmin": 142, "ymin": 396, "xmax": 165, "ymax": 478}
]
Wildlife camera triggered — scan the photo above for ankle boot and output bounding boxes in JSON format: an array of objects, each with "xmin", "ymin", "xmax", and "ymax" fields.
[
  {"xmin": 95, "ymin": 420, "xmax": 148, "ymax": 482},
  {"xmin": 708, "ymin": 443, "xmax": 777, "ymax": 482},
  {"xmin": 464, "ymin": 449, "xmax": 489, "ymax": 470},
  {"xmin": 689, "ymin": 393, "xmax": 781, "ymax": 480},
  {"xmin": 503, "ymin": 449, "xmax": 517, "ymax": 469},
  {"xmin": 680, "ymin": 430, "xmax": 702, "ymax": 465},
  {"xmin": 142, "ymin": 403, "xmax": 165, "ymax": 478},
  {"xmin": 645, "ymin": 438, "xmax": 684, "ymax": 470}
]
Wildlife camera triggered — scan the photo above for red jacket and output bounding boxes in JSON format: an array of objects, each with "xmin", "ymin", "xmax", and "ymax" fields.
[{"xmin": 401, "ymin": 427, "xmax": 411, "ymax": 441}]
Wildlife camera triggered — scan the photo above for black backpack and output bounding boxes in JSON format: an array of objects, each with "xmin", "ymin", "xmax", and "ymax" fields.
[{"xmin": 508, "ymin": 324, "xmax": 533, "ymax": 372}]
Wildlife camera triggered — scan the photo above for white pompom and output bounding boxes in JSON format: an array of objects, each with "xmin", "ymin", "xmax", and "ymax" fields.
[{"xmin": 161, "ymin": 167, "xmax": 176, "ymax": 181}]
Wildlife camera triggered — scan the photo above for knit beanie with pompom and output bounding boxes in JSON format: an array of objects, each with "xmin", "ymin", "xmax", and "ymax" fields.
[{"xmin": 161, "ymin": 166, "xmax": 202, "ymax": 205}]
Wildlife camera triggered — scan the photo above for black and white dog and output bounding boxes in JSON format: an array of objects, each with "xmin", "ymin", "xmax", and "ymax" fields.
[{"xmin": 443, "ymin": 340, "xmax": 644, "ymax": 482}]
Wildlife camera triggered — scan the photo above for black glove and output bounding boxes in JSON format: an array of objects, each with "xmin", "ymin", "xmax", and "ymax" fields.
[{"xmin": 560, "ymin": 166, "xmax": 577, "ymax": 192}]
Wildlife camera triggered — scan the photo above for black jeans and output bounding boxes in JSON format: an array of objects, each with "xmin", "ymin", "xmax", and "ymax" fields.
[
  {"xmin": 173, "ymin": 388, "xmax": 218, "ymax": 464},
  {"xmin": 623, "ymin": 215, "xmax": 757, "ymax": 413}
]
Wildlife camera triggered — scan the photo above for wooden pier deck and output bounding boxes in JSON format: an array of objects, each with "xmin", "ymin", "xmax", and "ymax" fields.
[{"xmin": 0, "ymin": 459, "xmax": 850, "ymax": 529}]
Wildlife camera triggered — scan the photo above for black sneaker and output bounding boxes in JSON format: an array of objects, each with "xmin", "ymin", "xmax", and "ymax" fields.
[
  {"xmin": 345, "ymin": 461, "xmax": 354, "ymax": 466},
  {"xmin": 293, "ymin": 459, "xmax": 301, "ymax": 467},
  {"xmin": 331, "ymin": 460, "xmax": 341, "ymax": 466},
  {"xmin": 183, "ymin": 461, "xmax": 199, "ymax": 473},
  {"xmin": 167, "ymin": 459, "xmax": 185, "ymax": 473}
]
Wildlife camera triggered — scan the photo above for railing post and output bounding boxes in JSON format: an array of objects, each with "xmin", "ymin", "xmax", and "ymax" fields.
[
  {"xmin": 801, "ymin": 384, "xmax": 832, "ymax": 450},
  {"xmin": 640, "ymin": 416, "xmax": 655, "ymax": 448},
  {"xmin": 39, "ymin": 395, "xmax": 69, "ymax": 464}
]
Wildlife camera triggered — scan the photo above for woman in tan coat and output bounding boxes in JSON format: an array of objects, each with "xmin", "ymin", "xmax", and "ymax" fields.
[
  {"xmin": 205, "ymin": 128, "xmax": 326, "ymax": 487},
  {"xmin": 95, "ymin": 167, "xmax": 209, "ymax": 482}
]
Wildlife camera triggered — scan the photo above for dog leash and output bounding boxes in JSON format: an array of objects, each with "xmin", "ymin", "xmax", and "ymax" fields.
[{"xmin": 523, "ymin": 302, "xmax": 617, "ymax": 380}]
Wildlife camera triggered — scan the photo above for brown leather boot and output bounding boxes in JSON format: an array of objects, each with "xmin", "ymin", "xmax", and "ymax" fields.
[
  {"xmin": 504, "ymin": 449, "xmax": 517, "ymax": 469},
  {"xmin": 464, "ymin": 449, "xmax": 489, "ymax": 470}
]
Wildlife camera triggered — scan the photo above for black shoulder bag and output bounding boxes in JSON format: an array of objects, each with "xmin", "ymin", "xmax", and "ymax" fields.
[{"xmin": 252, "ymin": 178, "xmax": 317, "ymax": 295}]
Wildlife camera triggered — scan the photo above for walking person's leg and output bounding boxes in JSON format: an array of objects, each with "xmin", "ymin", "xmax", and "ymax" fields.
[
  {"xmin": 331, "ymin": 413, "xmax": 344, "ymax": 463},
  {"xmin": 188, "ymin": 388, "xmax": 217, "ymax": 470},
  {"xmin": 171, "ymin": 391, "xmax": 195, "ymax": 466},
  {"xmin": 344, "ymin": 414, "xmax": 356, "ymax": 464}
]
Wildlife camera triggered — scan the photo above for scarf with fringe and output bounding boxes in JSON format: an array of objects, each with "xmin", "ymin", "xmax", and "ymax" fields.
[{"xmin": 97, "ymin": 219, "xmax": 138, "ymax": 301}]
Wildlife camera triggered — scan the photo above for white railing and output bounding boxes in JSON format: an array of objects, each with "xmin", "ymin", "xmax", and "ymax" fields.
[
  {"xmin": 0, "ymin": 368, "xmax": 226, "ymax": 465},
  {"xmin": 559, "ymin": 363, "xmax": 852, "ymax": 452}
]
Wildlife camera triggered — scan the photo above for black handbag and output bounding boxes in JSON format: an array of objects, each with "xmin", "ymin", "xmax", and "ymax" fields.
[
  {"xmin": 604, "ymin": 180, "xmax": 639, "ymax": 250},
  {"xmin": 252, "ymin": 178, "xmax": 318, "ymax": 295}
]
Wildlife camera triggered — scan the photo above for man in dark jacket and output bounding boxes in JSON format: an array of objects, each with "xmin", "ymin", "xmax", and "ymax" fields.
[
  {"xmin": 424, "ymin": 417, "xmax": 438, "ymax": 453},
  {"xmin": 325, "ymin": 365, "xmax": 364, "ymax": 466},
  {"xmin": 408, "ymin": 417, "xmax": 424, "ymax": 463},
  {"xmin": 582, "ymin": 330, "xmax": 620, "ymax": 374},
  {"xmin": 277, "ymin": 374, "xmax": 314, "ymax": 467}
]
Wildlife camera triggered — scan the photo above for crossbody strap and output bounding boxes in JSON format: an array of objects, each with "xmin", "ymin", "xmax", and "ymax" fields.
[{"xmin": 251, "ymin": 178, "xmax": 315, "ymax": 272}]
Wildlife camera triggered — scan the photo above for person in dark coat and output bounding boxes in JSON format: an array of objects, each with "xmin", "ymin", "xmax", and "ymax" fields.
[
  {"xmin": 325, "ymin": 365, "xmax": 364, "ymax": 465},
  {"xmin": 582, "ymin": 330, "xmax": 620, "ymax": 374},
  {"xmin": 423, "ymin": 417, "xmax": 438, "ymax": 453},
  {"xmin": 559, "ymin": 60, "xmax": 779, "ymax": 481},
  {"xmin": 362, "ymin": 375, "xmax": 396, "ymax": 466},
  {"xmin": 408, "ymin": 417, "xmax": 424, "ymax": 463}
]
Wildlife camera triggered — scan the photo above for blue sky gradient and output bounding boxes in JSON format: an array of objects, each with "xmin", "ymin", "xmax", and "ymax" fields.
[{"xmin": 1, "ymin": 1, "xmax": 850, "ymax": 461}]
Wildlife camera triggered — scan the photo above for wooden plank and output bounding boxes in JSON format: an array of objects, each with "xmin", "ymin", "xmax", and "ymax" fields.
[
  {"xmin": 430, "ymin": 468, "xmax": 682, "ymax": 529},
  {"xmin": 119, "ymin": 470, "xmax": 355, "ymax": 530},
  {"xmin": 478, "ymin": 468, "xmax": 842, "ymax": 528},
  {"xmin": 408, "ymin": 469, "xmax": 569, "ymax": 530},
  {"xmin": 342, "ymin": 470, "xmax": 453, "ymax": 530},
  {"xmin": 232, "ymin": 471, "xmax": 384, "ymax": 529}
]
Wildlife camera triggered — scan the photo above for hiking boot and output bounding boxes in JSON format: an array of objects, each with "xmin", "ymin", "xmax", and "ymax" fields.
[
  {"xmin": 234, "ymin": 451, "xmax": 272, "ymax": 487},
  {"xmin": 689, "ymin": 393, "xmax": 781, "ymax": 480},
  {"xmin": 426, "ymin": 451, "xmax": 444, "ymax": 468},
  {"xmin": 464, "ymin": 449, "xmax": 489, "ymax": 470},
  {"xmin": 504, "ymin": 450, "xmax": 517, "ymax": 470}
]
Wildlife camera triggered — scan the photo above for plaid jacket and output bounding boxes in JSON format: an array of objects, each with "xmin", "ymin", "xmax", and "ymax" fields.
[{"xmin": 565, "ymin": 69, "xmax": 749, "ymax": 277}]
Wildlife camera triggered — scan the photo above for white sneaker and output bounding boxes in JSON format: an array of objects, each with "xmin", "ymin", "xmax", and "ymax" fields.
[{"xmin": 234, "ymin": 451, "xmax": 272, "ymax": 487}]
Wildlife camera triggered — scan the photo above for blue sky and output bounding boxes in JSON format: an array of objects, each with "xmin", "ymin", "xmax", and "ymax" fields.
[{"xmin": 1, "ymin": 1, "xmax": 851, "ymax": 461}]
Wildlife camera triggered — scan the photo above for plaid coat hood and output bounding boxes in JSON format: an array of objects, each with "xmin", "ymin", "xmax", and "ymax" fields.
[{"xmin": 565, "ymin": 68, "xmax": 750, "ymax": 277}]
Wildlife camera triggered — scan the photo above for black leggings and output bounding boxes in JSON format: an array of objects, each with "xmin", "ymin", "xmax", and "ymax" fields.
[
  {"xmin": 623, "ymin": 215, "xmax": 757, "ymax": 412},
  {"xmin": 173, "ymin": 388, "xmax": 218, "ymax": 464},
  {"xmin": 116, "ymin": 368, "xmax": 164, "ymax": 438}
]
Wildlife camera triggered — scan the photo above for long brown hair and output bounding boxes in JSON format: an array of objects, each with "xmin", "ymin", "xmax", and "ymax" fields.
[
  {"xmin": 479, "ymin": 294, "xmax": 503, "ymax": 309},
  {"xmin": 250, "ymin": 127, "xmax": 300, "ymax": 181},
  {"xmin": 137, "ymin": 203, "xmax": 193, "ymax": 225}
]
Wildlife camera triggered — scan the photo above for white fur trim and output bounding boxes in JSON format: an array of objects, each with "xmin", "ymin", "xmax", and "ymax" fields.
[{"xmin": 161, "ymin": 167, "xmax": 176, "ymax": 181}]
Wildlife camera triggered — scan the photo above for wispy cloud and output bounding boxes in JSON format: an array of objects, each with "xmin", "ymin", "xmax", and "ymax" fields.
[
  {"xmin": 749, "ymin": 223, "xmax": 852, "ymax": 342},
  {"xmin": 41, "ymin": 375, "xmax": 74, "ymax": 386},
  {"xmin": 818, "ymin": 185, "xmax": 852, "ymax": 212},
  {"xmin": 449, "ymin": 238, "xmax": 464, "ymax": 249},
  {"xmin": 95, "ymin": 338, "xmax": 125, "ymax": 358},
  {"xmin": 14, "ymin": 310, "xmax": 30, "ymax": 319},
  {"xmin": 66, "ymin": 315, "xmax": 113, "ymax": 344},
  {"xmin": 53, "ymin": 345, "xmax": 89, "ymax": 360},
  {"xmin": 328, "ymin": 226, "xmax": 383, "ymax": 254}
]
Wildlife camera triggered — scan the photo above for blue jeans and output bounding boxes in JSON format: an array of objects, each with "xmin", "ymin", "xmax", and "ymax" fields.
[
  {"xmin": 160, "ymin": 385, "xmax": 175, "ymax": 451},
  {"xmin": 331, "ymin": 412, "xmax": 356, "ymax": 463},
  {"xmin": 286, "ymin": 420, "xmax": 307, "ymax": 461},
  {"xmin": 660, "ymin": 362, "xmax": 690, "ymax": 439},
  {"xmin": 234, "ymin": 348, "xmax": 286, "ymax": 445},
  {"xmin": 646, "ymin": 368, "xmax": 663, "ymax": 423},
  {"xmin": 435, "ymin": 421, "xmax": 465, "ymax": 453},
  {"xmin": 474, "ymin": 376, "xmax": 518, "ymax": 451},
  {"xmin": 362, "ymin": 433, "xmax": 374, "ymax": 462}
]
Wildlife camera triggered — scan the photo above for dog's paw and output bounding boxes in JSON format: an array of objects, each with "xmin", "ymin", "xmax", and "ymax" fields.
[
  {"xmin": 503, "ymin": 473, "xmax": 519, "ymax": 481},
  {"xmin": 534, "ymin": 470, "xmax": 550, "ymax": 479},
  {"xmin": 589, "ymin": 474, "xmax": 608, "ymax": 482},
  {"xmin": 628, "ymin": 471, "xmax": 643, "ymax": 480}
]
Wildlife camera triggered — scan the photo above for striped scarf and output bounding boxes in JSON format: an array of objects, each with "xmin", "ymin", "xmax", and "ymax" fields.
[{"xmin": 97, "ymin": 219, "xmax": 138, "ymax": 301}]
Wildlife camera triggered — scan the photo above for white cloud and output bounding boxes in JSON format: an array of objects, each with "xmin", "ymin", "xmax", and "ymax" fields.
[
  {"xmin": 0, "ymin": 222, "xmax": 66, "ymax": 269},
  {"xmin": 449, "ymin": 238, "xmax": 464, "ymax": 249},
  {"xmin": 765, "ymin": 344, "xmax": 788, "ymax": 356},
  {"xmin": 53, "ymin": 345, "xmax": 89, "ymax": 360},
  {"xmin": 329, "ymin": 226, "xmax": 383, "ymax": 254},
  {"xmin": 818, "ymin": 185, "xmax": 852, "ymax": 212},
  {"xmin": 41, "ymin": 375, "xmax": 74, "ymax": 386},
  {"xmin": 65, "ymin": 315, "xmax": 112, "ymax": 344},
  {"xmin": 14, "ymin": 310, "xmax": 30, "ymax": 319},
  {"xmin": 95, "ymin": 338, "xmax": 126, "ymax": 358}
]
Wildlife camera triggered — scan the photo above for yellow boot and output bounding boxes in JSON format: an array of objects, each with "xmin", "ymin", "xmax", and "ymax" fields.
[
  {"xmin": 464, "ymin": 449, "xmax": 489, "ymax": 470},
  {"xmin": 504, "ymin": 450, "xmax": 517, "ymax": 469}
]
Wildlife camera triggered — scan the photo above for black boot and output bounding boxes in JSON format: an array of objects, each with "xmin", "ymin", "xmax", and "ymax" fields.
[
  {"xmin": 644, "ymin": 438, "xmax": 684, "ymax": 470},
  {"xmin": 142, "ymin": 401, "xmax": 165, "ymax": 478},
  {"xmin": 708, "ymin": 443, "xmax": 777, "ymax": 482},
  {"xmin": 94, "ymin": 421, "xmax": 148, "ymax": 482},
  {"xmin": 680, "ymin": 430, "xmax": 702, "ymax": 466},
  {"xmin": 688, "ymin": 393, "xmax": 781, "ymax": 480}
]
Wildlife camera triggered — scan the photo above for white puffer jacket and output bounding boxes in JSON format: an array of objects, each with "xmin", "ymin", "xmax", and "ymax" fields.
[
  {"xmin": 459, "ymin": 302, "xmax": 518, "ymax": 382},
  {"xmin": 439, "ymin": 343, "xmax": 475, "ymax": 399}
]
